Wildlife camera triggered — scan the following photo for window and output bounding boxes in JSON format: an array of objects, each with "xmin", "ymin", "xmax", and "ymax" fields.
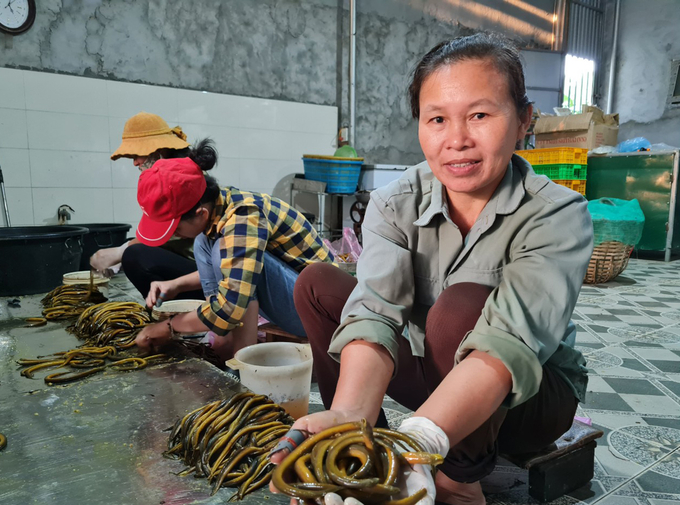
[
  {"xmin": 668, "ymin": 59, "xmax": 680, "ymax": 108},
  {"xmin": 563, "ymin": 0, "xmax": 603, "ymax": 113},
  {"xmin": 563, "ymin": 54, "xmax": 595, "ymax": 113}
]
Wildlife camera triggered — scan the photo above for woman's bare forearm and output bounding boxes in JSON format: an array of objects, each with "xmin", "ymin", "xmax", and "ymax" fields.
[
  {"xmin": 330, "ymin": 340, "xmax": 395, "ymax": 425},
  {"xmin": 170, "ymin": 310, "xmax": 210, "ymax": 334},
  {"xmin": 174, "ymin": 271, "xmax": 202, "ymax": 293},
  {"xmin": 327, "ymin": 343, "xmax": 512, "ymax": 444},
  {"xmin": 415, "ymin": 350, "xmax": 512, "ymax": 447}
]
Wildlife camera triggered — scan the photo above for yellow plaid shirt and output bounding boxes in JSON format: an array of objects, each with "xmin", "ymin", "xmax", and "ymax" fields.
[{"xmin": 197, "ymin": 188, "xmax": 335, "ymax": 335}]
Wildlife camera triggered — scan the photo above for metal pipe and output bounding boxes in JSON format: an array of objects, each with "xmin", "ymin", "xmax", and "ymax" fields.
[
  {"xmin": 665, "ymin": 151, "xmax": 679, "ymax": 262},
  {"xmin": 590, "ymin": 2, "xmax": 598, "ymax": 59},
  {"xmin": 584, "ymin": 4, "xmax": 590, "ymax": 57},
  {"xmin": 349, "ymin": 0, "xmax": 357, "ymax": 147},
  {"xmin": 606, "ymin": 0, "xmax": 620, "ymax": 114},
  {"xmin": 553, "ymin": 0, "xmax": 567, "ymax": 53},
  {"xmin": 562, "ymin": 0, "xmax": 571, "ymax": 54},
  {"xmin": 0, "ymin": 166, "xmax": 11, "ymax": 227},
  {"xmin": 572, "ymin": 5, "xmax": 579, "ymax": 56},
  {"xmin": 552, "ymin": 0, "xmax": 564, "ymax": 51},
  {"xmin": 575, "ymin": 5, "xmax": 583, "ymax": 58}
]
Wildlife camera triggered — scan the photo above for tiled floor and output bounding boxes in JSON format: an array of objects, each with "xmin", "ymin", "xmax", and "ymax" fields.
[
  {"xmin": 3, "ymin": 258, "xmax": 680, "ymax": 504},
  {"xmin": 563, "ymin": 259, "xmax": 680, "ymax": 505}
]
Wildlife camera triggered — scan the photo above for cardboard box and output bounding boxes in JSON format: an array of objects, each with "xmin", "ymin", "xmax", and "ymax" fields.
[{"xmin": 534, "ymin": 106, "xmax": 619, "ymax": 150}]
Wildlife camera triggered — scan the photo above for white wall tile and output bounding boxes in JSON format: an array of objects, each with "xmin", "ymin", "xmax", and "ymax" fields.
[
  {"xmin": 272, "ymin": 101, "xmax": 338, "ymax": 134},
  {"xmin": 237, "ymin": 129, "xmax": 335, "ymax": 161},
  {"xmin": 26, "ymin": 111, "xmax": 110, "ymax": 152},
  {"xmin": 111, "ymin": 159, "xmax": 140, "ymax": 189},
  {"xmin": 29, "ymin": 150, "xmax": 112, "ymax": 188},
  {"xmin": 2, "ymin": 187, "xmax": 33, "ymax": 226},
  {"xmin": 289, "ymin": 131, "xmax": 338, "ymax": 158},
  {"xmin": 0, "ymin": 108, "xmax": 28, "ymax": 148},
  {"xmin": 5, "ymin": 69, "xmax": 338, "ymax": 230},
  {"xmin": 178, "ymin": 90, "xmax": 277, "ymax": 130},
  {"xmin": 210, "ymin": 158, "xmax": 240, "ymax": 190},
  {"xmin": 112, "ymin": 188, "xmax": 142, "ymax": 225},
  {"xmin": 230, "ymin": 96, "xmax": 279, "ymax": 130},
  {"xmin": 106, "ymin": 81, "xmax": 178, "ymax": 121},
  {"xmin": 0, "ymin": 68, "xmax": 26, "ymax": 110},
  {"xmin": 32, "ymin": 188, "xmax": 114, "ymax": 225},
  {"xmin": 108, "ymin": 116, "xmax": 127, "ymax": 156},
  {"xmin": 238, "ymin": 159, "xmax": 302, "ymax": 195},
  {"xmin": 24, "ymin": 71, "xmax": 108, "ymax": 116},
  {"xmin": 177, "ymin": 90, "xmax": 224, "ymax": 126},
  {"xmin": 0, "ymin": 148, "xmax": 31, "ymax": 186},
  {"xmin": 181, "ymin": 123, "xmax": 241, "ymax": 159}
]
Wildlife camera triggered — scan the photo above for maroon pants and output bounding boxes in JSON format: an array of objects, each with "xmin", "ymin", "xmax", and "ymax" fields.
[{"xmin": 294, "ymin": 263, "xmax": 578, "ymax": 482}]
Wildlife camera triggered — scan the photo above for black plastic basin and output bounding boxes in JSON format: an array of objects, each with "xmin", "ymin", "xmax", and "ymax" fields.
[
  {"xmin": 79, "ymin": 223, "xmax": 132, "ymax": 270},
  {"xmin": 0, "ymin": 226, "xmax": 89, "ymax": 296}
]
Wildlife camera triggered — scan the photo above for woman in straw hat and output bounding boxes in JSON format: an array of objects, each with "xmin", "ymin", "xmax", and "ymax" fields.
[
  {"xmin": 90, "ymin": 112, "xmax": 205, "ymax": 300},
  {"xmin": 133, "ymin": 152, "xmax": 335, "ymax": 360}
]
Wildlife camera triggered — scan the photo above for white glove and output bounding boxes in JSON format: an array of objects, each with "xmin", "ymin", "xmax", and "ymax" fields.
[
  {"xmin": 324, "ymin": 417, "xmax": 450, "ymax": 505},
  {"xmin": 324, "ymin": 495, "xmax": 362, "ymax": 505}
]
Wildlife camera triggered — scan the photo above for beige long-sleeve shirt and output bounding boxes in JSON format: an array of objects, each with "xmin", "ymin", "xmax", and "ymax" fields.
[{"xmin": 329, "ymin": 155, "xmax": 594, "ymax": 408}]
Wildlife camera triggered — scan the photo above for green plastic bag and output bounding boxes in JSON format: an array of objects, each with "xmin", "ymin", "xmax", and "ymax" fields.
[{"xmin": 587, "ymin": 198, "xmax": 645, "ymax": 247}]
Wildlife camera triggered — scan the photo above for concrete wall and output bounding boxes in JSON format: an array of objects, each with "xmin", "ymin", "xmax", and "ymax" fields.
[
  {"xmin": 1, "ymin": 0, "xmax": 556, "ymax": 168},
  {"xmin": 346, "ymin": 0, "xmax": 556, "ymax": 164},
  {"xmin": 601, "ymin": 0, "xmax": 680, "ymax": 147}
]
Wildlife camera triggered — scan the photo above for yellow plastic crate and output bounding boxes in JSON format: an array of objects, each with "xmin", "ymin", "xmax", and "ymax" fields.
[
  {"xmin": 516, "ymin": 147, "xmax": 588, "ymax": 166},
  {"xmin": 554, "ymin": 179, "xmax": 587, "ymax": 196}
]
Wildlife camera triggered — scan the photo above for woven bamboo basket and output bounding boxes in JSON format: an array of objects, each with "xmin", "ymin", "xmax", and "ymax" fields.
[{"xmin": 584, "ymin": 241, "xmax": 634, "ymax": 284}]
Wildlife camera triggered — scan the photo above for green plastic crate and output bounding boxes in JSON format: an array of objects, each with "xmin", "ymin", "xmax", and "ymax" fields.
[{"xmin": 533, "ymin": 163, "xmax": 587, "ymax": 180}]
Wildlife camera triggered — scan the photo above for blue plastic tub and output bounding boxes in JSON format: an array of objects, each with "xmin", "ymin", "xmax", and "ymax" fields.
[{"xmin": 302, "ymin": 157, "xmax": 363, "ymax": 194}]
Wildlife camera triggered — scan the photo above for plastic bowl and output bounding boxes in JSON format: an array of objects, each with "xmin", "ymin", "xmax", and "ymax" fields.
[
  {"xmin": 62, "ymin": 271, "xmax": 110, "ymax": 286},
  {"xmin": 334, "ymin": 145, "xmax": 358, "ymax": 158},
  {"xmin": 152, "ymin": 299, "xmax": 205, "ymax": 321}
]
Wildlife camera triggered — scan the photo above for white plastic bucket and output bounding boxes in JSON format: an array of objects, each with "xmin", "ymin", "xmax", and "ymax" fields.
[{"xmin": 226, "ymin": 342, "xmax": 313, "ymax": 419}]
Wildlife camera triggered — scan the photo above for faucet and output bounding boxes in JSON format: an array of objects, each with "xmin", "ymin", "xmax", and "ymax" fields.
[{"xmin": 57, "ymin": 204, "xmax": 75, "ymax": 225}]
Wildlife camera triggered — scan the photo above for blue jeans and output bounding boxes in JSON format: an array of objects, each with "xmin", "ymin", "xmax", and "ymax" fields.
[{"xmin": 193, "ymin": 234, "xmax": 306, "ymax": 337}]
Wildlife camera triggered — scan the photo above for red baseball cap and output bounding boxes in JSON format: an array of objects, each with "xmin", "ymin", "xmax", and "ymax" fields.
[{"xmin": 136, "ymin": 158, "xmax": 207, "ymax": 246}]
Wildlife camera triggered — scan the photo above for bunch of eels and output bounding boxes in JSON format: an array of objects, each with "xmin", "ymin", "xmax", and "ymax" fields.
[
  {"xmin": 69, "ymin": 301, "xmax": 150, "ymax": 349},
  {"xmin": 165, "ymin": 392, "xmax": 293, "ymax": 500},
  {"xmin": 17, "ymin": 345, "xmax": 172, "ymax": 385},
  {"xmin": 271, "ymin": 419, "xmax": 444, "ymax": 505},
  {"xmin": 38, "ymin": 275, "xmax": 107, "ymax": 322}
]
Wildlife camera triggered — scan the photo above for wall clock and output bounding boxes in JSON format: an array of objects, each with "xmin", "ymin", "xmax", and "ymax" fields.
[{"xmin": 0, "ymin": 0, "xmax": 36, "ymax": 35}]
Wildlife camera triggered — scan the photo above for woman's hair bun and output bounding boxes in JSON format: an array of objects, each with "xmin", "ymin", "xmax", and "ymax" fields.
[{"xmin": 189, "ymin": 138, "xmax": 218, "ymax": 171}]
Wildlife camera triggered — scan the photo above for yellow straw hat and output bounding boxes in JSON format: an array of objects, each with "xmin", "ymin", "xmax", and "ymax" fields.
[{"xmin": 110, "ymin": 112, "xmax": 190, "ymax": 161}]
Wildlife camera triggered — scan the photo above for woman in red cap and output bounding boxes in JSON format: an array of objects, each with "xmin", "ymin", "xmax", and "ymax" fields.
[
  {"xmin": 133, "ymin": 146, "xmax": 335, "ymax": 360},
  {"xmin": 90, "ymin": 112, "xmax": 206, "ymax": 301}
]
